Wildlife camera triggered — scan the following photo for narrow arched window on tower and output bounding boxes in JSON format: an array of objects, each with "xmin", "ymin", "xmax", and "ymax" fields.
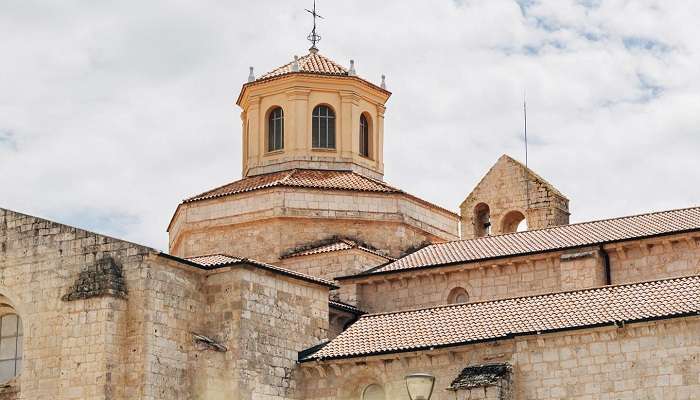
[
  {"xmin": 359, "ymin": 114, "xmax": 370, "ymax": 158},
  {"xmin": 267, "ymin": 107, "xmax": 284, "ymax": 152},
  {"xmin": 474, "ymin": 203, "xmax": 491, "ymax": 237},
  {"xmin": 312, "ymin": 105, "xmax": 335, "ymax": 149}
]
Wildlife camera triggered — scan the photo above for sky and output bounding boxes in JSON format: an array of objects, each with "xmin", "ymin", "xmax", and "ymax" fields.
[{"xmin": 1, "ymin": 0, "xmax": 699, "ymax": 251}]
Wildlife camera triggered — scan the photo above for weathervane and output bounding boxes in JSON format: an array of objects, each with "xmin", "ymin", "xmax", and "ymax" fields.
[{"xmin": 306, "ymin": 0, "xmax": 323, "ymax": 52}]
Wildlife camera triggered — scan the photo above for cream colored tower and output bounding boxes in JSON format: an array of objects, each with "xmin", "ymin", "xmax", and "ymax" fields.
[
  {"xmin": 168, "ymin": 49, "xmax": 460, "ymax": 264},
  {"xmin": 237, "ymin": 50, "xmax": 391, "ymax": 180}
]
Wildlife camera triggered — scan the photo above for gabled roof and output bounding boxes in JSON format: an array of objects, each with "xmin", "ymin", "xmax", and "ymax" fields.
[
  {"xmin": 461, "ymin": 154, "xmax": 567, "ymax": 208},
  {"xmin": 179, "ymin": 169, "xmax": 458, "ymax": 217},
  {"xmin": 301, "ymin": 275, "xmax": 700, "ymax": 361},
  {"xmin": 258, "ymin": 51, "xmax": 348, "ymax": 80},
  {"xmin": 281, "ymin": 238, "xmax": 394, "ymax": 261},
  {"xmin": 347, "ymin": 206, "xmax": 700, "ymax": 277},
  {"xmin": 162, "ymin": 253, "xmax": 338, "ymax": 289}
]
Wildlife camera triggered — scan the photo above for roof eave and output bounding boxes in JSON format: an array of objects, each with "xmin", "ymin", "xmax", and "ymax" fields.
[
  {"xmin": 236, "ymin": 72, "xmax": 392, "ymax": 106},
  {"xmin": 338, "ymin": 226, "xmax": 700, "ymax": 281}
]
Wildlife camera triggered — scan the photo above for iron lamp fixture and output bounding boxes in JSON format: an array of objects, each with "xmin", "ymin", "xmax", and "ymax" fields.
[{"xmin": 405, "ymin": 373, "xmax": 435, "ymax": 400}]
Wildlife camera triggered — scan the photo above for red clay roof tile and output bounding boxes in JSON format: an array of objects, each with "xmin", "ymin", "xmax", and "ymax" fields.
[
  {"xmin": 259, "ymin": 52, "xmax": 348, "ymax": 80},
  {"xmin": 282, "ymin": 238, "xmax": 394, "ymax": 260},
  {"xmin": 303, "ymin": 275, "xmax": 700, "ymax": 360},
  {"xmin": 184, "ymin": 169, "xmax": 397, "ymax": 203},
  {"xmin": 182, "ymin": 169, "xmax": 458, "ymax": 217},
  {"xmin": 184, "ymin": 253, "xmax": 337, "ymax": 288},
  {"xmin": 361, "ymin": 207, "xmax": 700, "ymax": 275}
]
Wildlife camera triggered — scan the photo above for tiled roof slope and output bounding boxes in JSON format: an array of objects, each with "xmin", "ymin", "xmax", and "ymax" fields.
[
  {"xmin": 259, "ymin": 52, "xmax": 348, "ymax": 80},
  {"xmin": 183, "ymin": 254, "xmax": 337, "ymax": 288},
  {"xmin": 282, "ymin": 238, "xmax": 394, "ymax": 260},
  {"xmin": 363, "ymin": 207, "xmax": 700, "ymax": 275},
  {"xmin": 184, "ymin": 169, "xmax": 397, "ymax": 203},
  {"xmin": 302, "ymin": 275, "xmax": 700, "ymax": 361},
  {"xmin": 182, "ymin": 169, "xmax": 457, "ymax": 217}
]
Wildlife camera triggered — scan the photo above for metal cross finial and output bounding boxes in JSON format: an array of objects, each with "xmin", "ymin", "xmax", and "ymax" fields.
[{"xmin": 305, "ymin": 0, "xmax": 323, "ymax": 52}]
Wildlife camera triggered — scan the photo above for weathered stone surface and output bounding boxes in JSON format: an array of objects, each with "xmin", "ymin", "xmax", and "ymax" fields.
[
  {"xmin": 460, "ymin": 154, "xmax": 570, "ymax": 239},
  {"xmin": 62, "ymin": 256, "xmax": 128, "ymax": 301}
]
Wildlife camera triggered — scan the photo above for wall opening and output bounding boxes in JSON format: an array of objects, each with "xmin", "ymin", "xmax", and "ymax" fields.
[
  {"xmin": 501, "ymin": 210, "xmax": 527, "ymax": 234},
  {"xmin": 447, "ymin": 287, "xmax": 469, "ymax": 304},
  {"xmin": 473, "ymin": 203, "xmax": 491, "ymax": 238},
  {"xmin": 0, "ymin": 295, "xmax": 22, "ymax": 383},
  {"xmin": 362, "ymin": 384, "xmax": 385, "ymax": 400}
]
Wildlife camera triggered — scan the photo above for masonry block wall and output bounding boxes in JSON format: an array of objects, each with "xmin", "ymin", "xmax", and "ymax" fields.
[
  {"xmin": 460, "ymin": 155, "xmax": 569, "ymax": 239},
  {"xmin": 214, "ymin": 267, "xmax": 329, "ymax": 400},
  {"xmin": 0, "ymin": 207, "xmax": 333, "ymax": 400},
  {"xmin": 278, "ymin": 249, "xmax": 388, "ymax": 305},
  {"xmin": 168, "ymin": 188, "xmax": 459, "ymax": 262},
  {"xmin": 300, "ymin": 317, "xmax": 700, "ymax": 400},
  {"xmin": 606, "ymin": 234, "xmax": 700, "ymax": 285},
  {"xmin": 122, "ymin": 258, "xmax": 207, "ymax": 400},
  {"xmin": 350, "ymin": 233, "xmax": 700, "ymax": 314},
  {"xmin": 0, "ymin": 208, "xmax": 161, "ymax": 399},
  {"xmin": 353, "ymin": 254, "xmax": 571, "ymax": 313}
]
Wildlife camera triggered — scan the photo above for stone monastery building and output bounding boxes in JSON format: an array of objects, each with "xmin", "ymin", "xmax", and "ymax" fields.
[{"xmin": 1, "ymin": 43, "xmax": 700, "ymax": 400}]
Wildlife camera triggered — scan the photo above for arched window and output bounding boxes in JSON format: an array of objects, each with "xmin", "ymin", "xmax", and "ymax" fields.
[
  {"xmin": 362, "ymin": 384, "xmax": 385, "ymax": 400},
  {"xmin": 267, "ymin": 107, "xmax": 284, "ymax": 152},
  {"xmin": 359, "ymin": 114, "xmax": 370, "ymax": 158},
  {"xmin": 0, "ymin": 313, "xmax": 22, "ymax": 382},
  {"xmin": 474, "ymin": 203, "xmax": 491, "ymax": 238},
  {"xmin": 501, "ymin": 210, "xmax": 527, "ymax": 234},
  {"xmin": 312, "ymin": 105, "xmax": 336, "ymax": 149},
  {"xmin": 448, "ymin": 287, "xmax": 469, "ymax": 304}
]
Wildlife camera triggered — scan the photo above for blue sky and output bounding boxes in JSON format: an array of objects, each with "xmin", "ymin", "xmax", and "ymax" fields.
[{"xmin": 1, "ymin": 0, "xmax": 699, "ymax": 250}]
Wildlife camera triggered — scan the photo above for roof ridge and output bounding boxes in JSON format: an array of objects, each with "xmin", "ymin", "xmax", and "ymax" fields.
[
  {"xmin": 278, "ymin": 168, "xmax": 298, "ymax": 185},
  {"xmin": 500, "ymin": 154, "xmax": 567, "ymax": 199},
  {"xmin": 186, "ymin": 253, "xmax": 238, "ymax": 259},
  {"xmin": 358, "ymin": 274, "xmax": 700, "ymax": 319}
]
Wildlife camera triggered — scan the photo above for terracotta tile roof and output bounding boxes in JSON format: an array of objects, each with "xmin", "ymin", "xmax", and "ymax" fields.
[
  {"xmin": 359, "ymin": 207, "xmax": 700, "ymax": 276},
  {"xmin": 184, "ymin": 169, "xmax": 397, "ymax": 203},
  {"xmin": 302, "ymin": 275, "xmax": 700, "ymax": 361},
  {"xmin": 282, "ymin": 238, "xmax": 394, "ymax": 260},
  {"xmin": 180, "ymin": 253, "xmax": 338, "ymax": 289},
  {"xmin": 258, "ymin": 52, "xmax": 348, "ymax": 80},
  {"xmin": 182, "ymin": 169, "xmax": 458, "ymax": 217}
]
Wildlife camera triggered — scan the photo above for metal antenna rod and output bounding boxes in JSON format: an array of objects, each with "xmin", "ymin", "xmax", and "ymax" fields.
[{"xmin": 524, "ymin": 91, "xmax": 530, "ymax": 211}]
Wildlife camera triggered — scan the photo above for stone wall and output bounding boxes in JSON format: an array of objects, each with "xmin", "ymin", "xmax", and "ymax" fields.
[
  {"xmin": 300, "ymin": 317, "xmax": 700, "ymax": 399},
  {"xmin": 279, "ymin": 248, "xmax": 388, "ymax": 305},
  {"xmin": 350, "ymin": 233, "xmax": 700, "ymax": 314},
  {"xmin": 460, "ymin": 155, "xmax": 569, "ymax": 239},
  {"xmin": 278, "ymin": 249, "xmax": 388, "ymax": 282},
  {"xmin": 0, "ymin": 208, "xmax": 151, "ymax": 399},
  {"xmin": 606, "ymin": 234, "xmax": 700, "ymax": 285},
  {"xmin": 355, "ymin": 254, "xmax": 565, "ymax": 313},
  {"xmin": 202, "ymin": 266, "xmax": 329, "ymax": 399},
  {"xmin": 0, "ymin": 207, "xmax": 215, "ymax": 400},
  {"xmin": 0, "ymin": 207, "xmax": 331, "ymax": 400},
  {"xmin": 168, "ymin": 187, "xmax": 459, "ymax": 262}
]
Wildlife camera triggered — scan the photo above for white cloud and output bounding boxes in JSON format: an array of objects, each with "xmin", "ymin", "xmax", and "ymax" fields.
[{"xmin": 0, "ymin": 0, "xmax": 698, "ymax": 250}]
